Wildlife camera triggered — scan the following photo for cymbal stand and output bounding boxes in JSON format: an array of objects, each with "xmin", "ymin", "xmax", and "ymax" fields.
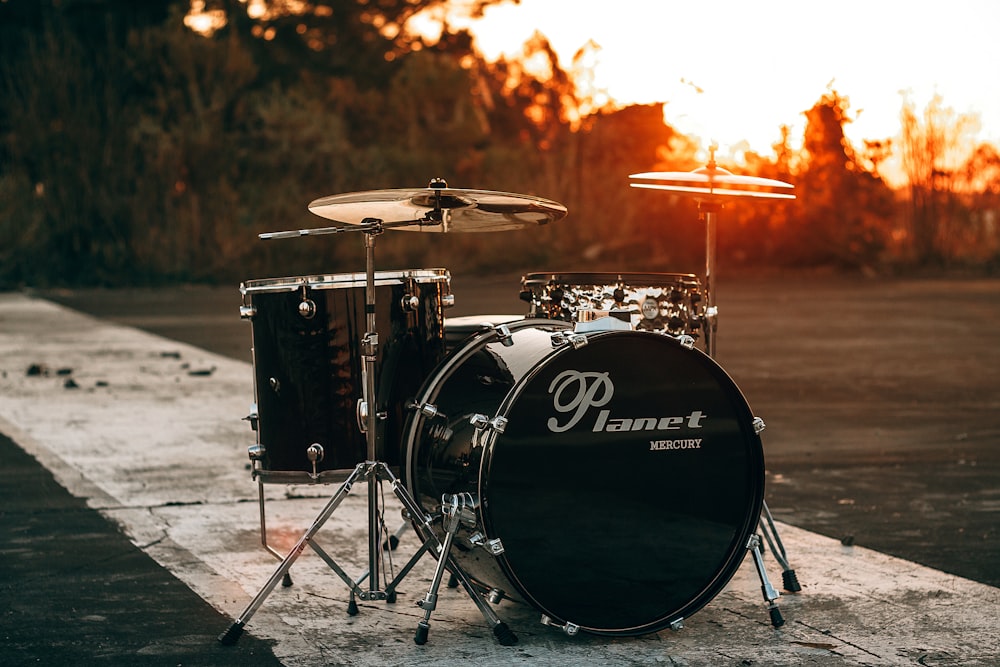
[
  {"xmin": 694, "ymin": 170, "xmax": 800, "ymax": 626},
  {"xmin": 220, "ymin": 218, "xmax": 514, "ymax": 646}
]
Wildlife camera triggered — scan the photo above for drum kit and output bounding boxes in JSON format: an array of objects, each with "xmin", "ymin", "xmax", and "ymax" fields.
[{"xmin": 219, "ymin": 156, "xmax": 800, "ymax": 650}]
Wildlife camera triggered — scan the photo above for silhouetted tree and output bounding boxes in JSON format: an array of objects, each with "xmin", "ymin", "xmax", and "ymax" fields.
[{"xmin": 781, "ymin": 90, "xmax": 895, "ymax": 269}]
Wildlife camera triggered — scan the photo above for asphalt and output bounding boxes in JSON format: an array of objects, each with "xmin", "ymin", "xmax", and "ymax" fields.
[{"xmin": 2, "ymin": 272, "xmax": 999, "ymax": 666}]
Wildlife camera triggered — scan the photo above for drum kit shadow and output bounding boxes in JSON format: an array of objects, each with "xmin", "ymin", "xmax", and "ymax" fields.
[{"xmin": 219, "ymin": 157, "xmax": 800, "ymax": 649}]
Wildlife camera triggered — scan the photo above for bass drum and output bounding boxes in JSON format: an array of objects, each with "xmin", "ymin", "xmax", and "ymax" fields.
[{"xmin": 401, "ymin": 320, "xmax": 764, "ymax": 636}]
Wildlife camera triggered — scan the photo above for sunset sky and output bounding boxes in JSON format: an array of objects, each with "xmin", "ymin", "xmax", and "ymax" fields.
[{"xmin": 437, "ymin": 0, "xmax": 1000, "ymax": 165}]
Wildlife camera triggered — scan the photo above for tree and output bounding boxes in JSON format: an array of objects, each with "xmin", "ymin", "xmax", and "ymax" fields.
[
  {"xmin": 899, "ymin": 93, "xmax": 982, "ymax": 264},
  {"xmin": 780, "ymin": 90, "xmax": 895, "ymax": 269}
]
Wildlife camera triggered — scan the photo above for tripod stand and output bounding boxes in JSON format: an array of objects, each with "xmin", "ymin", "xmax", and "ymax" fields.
[{"xmin": 219, "ymin": 218, "xmax": 518, "ymax": 647}]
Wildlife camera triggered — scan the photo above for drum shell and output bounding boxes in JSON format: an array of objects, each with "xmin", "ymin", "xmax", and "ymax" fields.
[
  {"xmin": 243, "ymin": 270, "xmax": 449, "ymax": 479},
  {"xmin": 521, "ymin": 271, "xmax": 702, "ymax": 336},
  {"xmin": 402, "ymin": 321, "xmax": 764, "ymax": 635}
]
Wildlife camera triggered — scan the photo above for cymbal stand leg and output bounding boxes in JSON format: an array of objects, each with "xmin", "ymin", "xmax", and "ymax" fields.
[
  {"xmin": 759, "ymin": 502, "xmax": 801, "ymax": 592},
  {"xmin": 218, "ymin": 462, "xmax": 366, "ymax": 645},
  {"xmin": 747, "ymin": 534, "xmax": 785, "ymax": 628}
]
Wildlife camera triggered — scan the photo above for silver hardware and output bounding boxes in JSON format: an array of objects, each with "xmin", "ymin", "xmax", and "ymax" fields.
[
  {"xmin": 362, "ymin": 331, "xmax": 378, "ymax": 355},
  {"xmin": 469, "ymin": 413, "xmax": 489, "ymax": 429},
  {"xmin": 747, "ymin": 534, "xmax": 780, "ymax": 603},
  {"xmin": 670, "ymin": 618, "xmax": 685, "ymax": 631},
  {"xmin": 306, "ymin": 443, "xmax": 324, "ymax": 463},
  {"xmin": 495, "ymin": 323, "xmax": 514, "ymax": 347},
  {"xmin": 487, "ymin": 588, "xmax": 506, "ymax": 604},
  {"xmin": 468, "ymin": 533, "xmax": 504, "ymax": 555},
  {"xmin": 306, "ymin": 443, "xmax": 324, "ymax": 477},
  {"xmin": 357, "ymin": 398, "xmax": 368, "ymax": 433},
  {"xmin": 487, "ymin": 416, "xmax": 508, "ymax": 434},
  {"xmin": 268, "ymin": 377, "xmax": 280, "ymax": 394},
  {"xmin": 442, "ymin": 293, "xmax": 455, "ymax": 308},
  {"xmin": 753, "ymin": 416, "xmax": 766, "ymax": 434},
  {"xmin": 243, "ymin": 404, "xmax": 258, "ymax": 431},
  {"xmin": 550, "ymin": 331, "xmax": 588, "ymax": 349},
  {"xmin": 401, "ymin": 294, "xmax": 420, "ymax": 312},
  {"xmin": 298, "ymin": 298, "xmax": 316, "ymax": 319},
  {"xmin": 675, "ymin": 334, "xmax": 696, "ymax": 349},
  {"xmin": 540, "ymin": 615, "xmax": 580, "ymax": 636},
  {"xmin": 239, "ymin": 305, "xmax": 256, "ymax": 319},
  {"xmin": 414, "ymin": 402, "xmax": 440, "ymax": 418},
  {"xmin": 247, "ymin": 444, "xmax": 265, "ymax": 461}
]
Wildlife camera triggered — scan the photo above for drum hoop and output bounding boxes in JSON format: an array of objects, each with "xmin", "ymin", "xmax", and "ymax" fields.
[
  {"xmin": 241, "ymin": 268, "xmax": 450, "ymax": 294},
  {"xmin": 522, "ymin": 271, "xmax": 699, "ymax": 286}
]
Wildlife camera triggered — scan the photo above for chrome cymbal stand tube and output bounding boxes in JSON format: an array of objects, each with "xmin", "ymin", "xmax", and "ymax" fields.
[{"xmin": 700, "ymin": 199, "xmax": 720, "ymax": 358}]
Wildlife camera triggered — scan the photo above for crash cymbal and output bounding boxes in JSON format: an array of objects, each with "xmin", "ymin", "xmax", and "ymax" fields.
[
  {"xmin": 305, "ymin": 182, "xmax": 568, "ymax": 232},
  {"xmin": 629, "ymin": 164, "xmax": 795, "ymax": 201}
]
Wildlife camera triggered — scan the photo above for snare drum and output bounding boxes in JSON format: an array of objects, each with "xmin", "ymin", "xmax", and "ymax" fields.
[
  {"xmin": 401, "ymin": 320, "xmax": 764, "ymax": 635},
  {"xmin": 241, "ymin": 269, "xmax": 452, "ymax": 482},
  {"xmin": 520, "ymin": 271, "xmax": 702, "ymax": 337}
]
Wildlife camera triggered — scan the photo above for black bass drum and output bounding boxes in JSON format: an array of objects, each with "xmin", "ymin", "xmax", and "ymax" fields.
[{"xmin": 401, "ymin": 320, "xmax": 764, "ymax": 636}]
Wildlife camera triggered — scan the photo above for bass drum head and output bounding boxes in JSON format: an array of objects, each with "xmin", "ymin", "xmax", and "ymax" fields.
[{"xmin": 482, "ymin": 331, "xmax": 764, "ymax": 635}]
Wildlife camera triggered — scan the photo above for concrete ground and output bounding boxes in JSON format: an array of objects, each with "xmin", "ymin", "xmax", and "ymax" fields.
[{"xmin": 3, "ymin": 271, "xmax": 999, "ymax": 665}]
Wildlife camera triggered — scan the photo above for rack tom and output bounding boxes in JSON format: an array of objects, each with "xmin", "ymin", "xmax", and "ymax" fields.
[{"xmin": 241, "ymin": 269, "xmax": 452, "ymax": 483}]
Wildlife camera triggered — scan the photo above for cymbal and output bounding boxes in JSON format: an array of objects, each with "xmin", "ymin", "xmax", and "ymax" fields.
[
  {"xmin": 629, "ymin": 165, "xmax": 795, "ymax": 201},
  {"xmin": 306, "ymin": 185, "xmax": 568, "ymax": 232}
]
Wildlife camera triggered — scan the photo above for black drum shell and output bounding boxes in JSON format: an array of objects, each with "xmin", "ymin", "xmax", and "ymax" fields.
[
  {"xmin": 243, "ymin": 270, "xmax": 449, "ymax": 477},
  {"xmin": 402, "ymin": 321, "xmax": 763, "ymax": 635}
]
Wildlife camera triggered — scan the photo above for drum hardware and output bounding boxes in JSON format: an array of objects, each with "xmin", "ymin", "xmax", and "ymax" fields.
[
  {"xmin": 550, "ymin": 330, "xmax": 588, "ymax": 349},
  {"xmin": 748, "ymin": 534, "xmax": 784, "ymax": 626},
  {"xmin": 540, "ymin": 615, "xmax": 581, "ymax": 637},
  {"xmin": 415, "ymin": 492, "xmax": 478, "ymax": 644},
  {"xmin": 630, "ymin": 148, "xmax": 801, "ymax": 626},
  {"xmin": 222, "ymin": 181, "xmax": 567, "ymax": 649}
]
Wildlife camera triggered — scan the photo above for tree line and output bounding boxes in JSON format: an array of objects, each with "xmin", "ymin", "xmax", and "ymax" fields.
[{"xmin": 2, "ymin": 0, "xmax": 998, "ymax": 288}]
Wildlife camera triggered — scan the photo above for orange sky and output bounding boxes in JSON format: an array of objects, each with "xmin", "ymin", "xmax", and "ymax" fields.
[{"xmin": 422, "ymin": 0, "xmax": 1000, "ymax": 174}]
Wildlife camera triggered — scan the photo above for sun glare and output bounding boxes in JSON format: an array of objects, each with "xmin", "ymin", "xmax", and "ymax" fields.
[{"xmin": 432, "ymin": 0, "xmax": 1000, "ymax": 179}]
